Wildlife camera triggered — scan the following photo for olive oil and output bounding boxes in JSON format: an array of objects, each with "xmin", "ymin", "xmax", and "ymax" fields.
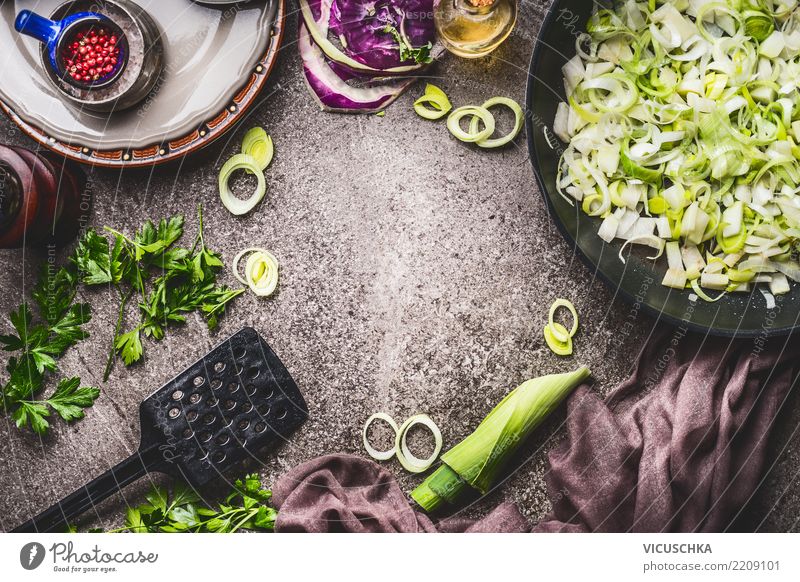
[{"xmin": 434, "ymin": 0, "xmax": 517, "ymax": 58}]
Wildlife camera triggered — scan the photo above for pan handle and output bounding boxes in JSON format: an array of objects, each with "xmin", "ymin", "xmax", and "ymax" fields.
[{"xmin": 11, "ymin": 445, "xmax": 164, "ymax": 533}]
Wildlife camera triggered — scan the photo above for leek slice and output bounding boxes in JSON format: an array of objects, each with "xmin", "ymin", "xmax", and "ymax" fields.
[
  {"xmin": 447, "ymin": 106, "xmax": 495, "ymax": 143},
  {"xmin": 414, "ymin": 84, "xmax": 452, "ymax": 120},
  {"xmin": 363, "ymin": 413, "xmax": 400, "ymax": 461},
  {"xmin": 241, "ymin": 127, "xmax": 274, "ymax": 171},
  {"xmin": 467, "ymin": 97, "xmax": 524, "ymax": 149},
  {"xmin": 544, "ymin": 323, "xmax": 573, "ymax": 356},
  {"xmin": 621, "ymin": 141, "xmax": 662, "ymax": 183},
  {"xmin": 219, "ymin": 154, "xmax": 267, "ymax": 216},
  {"xmin": 690, "ymin": 278, "xmax": 727, "ymax": 303},
  {"xmin": 548, "ymin": 298, "xmax": 579, "ymax": 342},
  {"xmin": 233, "ymin": 248, "xmax": 279, "ymax": 297},
  {"xmin": 395, "ymin": 414, "xmax": 443, "ymax": 474}
]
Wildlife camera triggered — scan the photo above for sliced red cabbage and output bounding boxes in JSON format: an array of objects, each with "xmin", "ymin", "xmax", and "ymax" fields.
[
  {"xmin": 299, "ymin": 0, "xmax": 433, "ymax": 75},
  {"xmin": 299, "ymin": 21, "xmax": 413, "ymax": 113},
  {"xmin": 305, "ymin": 0, "xmax": 334, "ymax": 26},
  {"xmin": 329, "ymin": 0, "xmax": 435, "ymax": 70}
]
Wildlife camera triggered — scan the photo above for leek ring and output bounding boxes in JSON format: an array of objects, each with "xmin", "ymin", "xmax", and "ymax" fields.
[
  {"xmin": 544, "ymin": 323, "xmax": 573, "ymax": 356},
  {"xmin": 241, "ymin": 127, "xmax": 274, "ymax": 171},
  {"xmin": 414, "ymin": 84, "xmax": 452, "ymax": 120},
  {"xmin": 468, "ymin": 96, "xmax": 525, "ymax": 149},
  {"xmin": 233, "ymin": 247, "xmax": 279, "ymax": 297},
  {"xmin": 395, "ymin": 414, "xmax": 443, "ymax": 474},
  {"xmin": 219, "ymin": 154, "xmax": 267, "ymax": 216},
  {"xmin": 447, "ymin": 106, "xmax": 495, "ymax": 143},
  {"xmin": 363, "ymin": 413, "xmax": 400, "ymax": 461},
  {"xmin": 548, "ymin": 299, "xmax": 579, "ymax": 343}
]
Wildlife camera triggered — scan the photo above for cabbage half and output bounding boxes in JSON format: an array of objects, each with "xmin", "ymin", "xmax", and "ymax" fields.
[{"xmin": 298, "ymin": 0, "xmax": 435, "ymax": 113}]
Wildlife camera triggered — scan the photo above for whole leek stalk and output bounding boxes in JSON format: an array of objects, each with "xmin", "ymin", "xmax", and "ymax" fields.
[{"xmin": 411, "ymin": 366, "xmax": 591, "ymax": 512}]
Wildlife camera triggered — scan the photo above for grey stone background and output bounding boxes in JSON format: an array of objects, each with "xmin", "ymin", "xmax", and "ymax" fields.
[{"xmin": 0, "ymin": 1, "xmax": 798, "ymax": 532}]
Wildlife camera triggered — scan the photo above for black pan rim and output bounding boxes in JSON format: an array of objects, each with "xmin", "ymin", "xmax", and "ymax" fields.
[{"xmin": 524, "ymin": 0, "xmax": 795, "ymax": 339}]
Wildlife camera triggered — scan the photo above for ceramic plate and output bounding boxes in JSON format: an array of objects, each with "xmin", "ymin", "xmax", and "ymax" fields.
[{"xmin": 0, "ymin": 0, "xmax": 284, "ymax": 167}]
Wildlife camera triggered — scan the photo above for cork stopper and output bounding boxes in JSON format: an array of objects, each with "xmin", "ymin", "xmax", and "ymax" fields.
[{"xmin": 467, "ymin": 0, "xmax": 495, "ymax": 7}]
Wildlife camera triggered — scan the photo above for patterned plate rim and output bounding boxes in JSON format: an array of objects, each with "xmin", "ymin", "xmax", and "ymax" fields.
[{"xmin": 0, "ymin": 0, "xmax": 285, "ymax": 169}]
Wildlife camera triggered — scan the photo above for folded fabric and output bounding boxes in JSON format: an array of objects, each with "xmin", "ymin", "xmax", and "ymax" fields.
[
  {"xmin": 272, "ymin": 454, "xmax": 530, "ymax": 533},
  {"xmin": 535, "ymin": 325, "xmax": 799, "ymax": 533}
]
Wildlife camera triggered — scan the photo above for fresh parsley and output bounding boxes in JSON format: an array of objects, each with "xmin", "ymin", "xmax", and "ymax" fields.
[
  {"xmin": 86, "ymin": 474, "xmax": 277, "ymax": 533},
  {"xmin": 0, "ymin": 263, "xmax": 98, "ymax": 435},
  {"xmin": 72, "ymin": 206, "xmax": 244, "ymax": 380},
  {"xmin": 382, "ymin": 24, "xmax": 433, "ymax": 64}
]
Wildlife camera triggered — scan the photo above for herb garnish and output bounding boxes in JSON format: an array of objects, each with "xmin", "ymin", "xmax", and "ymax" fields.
[
  {"xmin": 0, "ymin": 263, "xmax": 98, "ymax": 434},
  {"xmin": 75, "ymin": 473, "xmax": 277, "ymax": 533},
  {"xmin": 73, "ymin": 206, "xmax": 244, "ymax": 380}
]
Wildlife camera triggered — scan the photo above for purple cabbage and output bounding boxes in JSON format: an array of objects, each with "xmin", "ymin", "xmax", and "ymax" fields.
[
  {"xmin": 299, "ymin": 21, "xmax": 414, "ymax": 113},
  {"xmin": 305, "ymin": 0, "xmax": 435, "ymax": 70},
  {"xmin": 330, "ymin": 0, "xmax": 435, "ymax": 69},
  {"xmin": 299, "ymin": 0, "xmax": 435, "ymax": 113}
]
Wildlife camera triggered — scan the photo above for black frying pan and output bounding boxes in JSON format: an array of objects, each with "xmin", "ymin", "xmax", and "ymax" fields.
[{"xmin": 525, "ymin": 0, "xmax": 799, "ymax": 337}]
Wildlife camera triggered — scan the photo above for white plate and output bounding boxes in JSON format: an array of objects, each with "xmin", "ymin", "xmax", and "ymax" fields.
[{"xmin": 0, "ymin": 0, "xmax": 278, "ymax": 151}]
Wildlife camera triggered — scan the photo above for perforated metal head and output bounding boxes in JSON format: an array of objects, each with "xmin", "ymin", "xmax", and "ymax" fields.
[{"xmin": 137, "ymin": 327, "xmax": 307, "ymax": 486}]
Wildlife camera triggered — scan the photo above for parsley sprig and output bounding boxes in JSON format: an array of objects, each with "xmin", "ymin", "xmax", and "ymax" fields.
[
  {"xmin": 382, "ymin": 23, "xmax": 433, "ymax": 64},
  {"xmin": 73, "ymin": 206, "xmax": 244, "ymax": 380},
  {"xmin": 99, "ymin": 474, "xmax": 276, "ymax": 533},
  {"xmin": 0, "ymin": 263, "xmax": 98, "ymax": 434}
]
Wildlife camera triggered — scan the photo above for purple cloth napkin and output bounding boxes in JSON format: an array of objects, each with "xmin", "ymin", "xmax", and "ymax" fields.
[
  {"xmin": 536, "ymin": 325, "xmax": 799, "ymax": 532},
  {"xmin": 272, "ymin": 454, "xmax": 530, "ymax": 532}
]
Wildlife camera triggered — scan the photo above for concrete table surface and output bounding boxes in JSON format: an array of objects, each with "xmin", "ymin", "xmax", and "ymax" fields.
[{"xmin": 1, "ymin": 2, "xmax": 798, "ymax": 532}]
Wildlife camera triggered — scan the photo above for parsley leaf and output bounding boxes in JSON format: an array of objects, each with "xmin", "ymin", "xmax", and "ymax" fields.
[
  {"xmin": 84, "ymin": 474, "xmax": 276, "ymax": 533},
  {"xmin": 382, "ymin": 24, "xmax": 433, "ymax": 64},
  {"xmin": 1, "ymin": 264, "xmax": 95, "ymax": 435},
  {"xmin": 114, "ymin": 328, "xmax": 143, "ymax": 366},
  {"xmin": 73, "ymin": 230, "xmax": 114, "ymax": 285},
  {"xmin": 46, "ymin": 377, "xmax": 100, "ymax": 423},
  {"xmin": 8, "ymin": 377, "xmax": 100, "ymax": 434},
  {"xmin": 3, "ymin": 354, "xmax": 44, "ymax": 403},
  {"xmin": 45, "ymin": 304, "xmax": 92, "ymax": 355},
  {"xmin": 11, "ymin": 401, "xmax": 51, "ymax": 435}
]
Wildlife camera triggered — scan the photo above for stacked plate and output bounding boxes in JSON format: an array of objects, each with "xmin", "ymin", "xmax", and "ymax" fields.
[{"xmin": 0, "ymin": 0, "xmax": 285, "ymax": 167}]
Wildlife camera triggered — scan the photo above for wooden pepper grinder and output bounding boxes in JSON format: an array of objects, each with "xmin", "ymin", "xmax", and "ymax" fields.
[{"xmin": 0, "ymin": 144, "xmax": 88, "ymax": 249}]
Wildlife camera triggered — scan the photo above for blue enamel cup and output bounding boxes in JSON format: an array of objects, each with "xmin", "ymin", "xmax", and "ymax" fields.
[{"xmin": 15, "ymin": 10, "xmax": 128, "ymax": 89}]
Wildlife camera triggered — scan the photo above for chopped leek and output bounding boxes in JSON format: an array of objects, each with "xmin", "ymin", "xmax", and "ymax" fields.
[
  {"xmin": 232, "ymin": 248, "xmax": 279, "ymax": 297},
  {"xmin": 467, "ymin": 97, "xmax": 524, "ymax": 149},
  {"xmin": 362, "ymin": 412, "xmax": 443, "ymax": 472},
  {"xmin": 411, "ymin": 367, "xmax": 591, "ymax": 512},
  {"xmin": 447, "ymin": 105, "xmax": 495, "ymax": 143},
  {"xmin": 363, "ymin": 413, "xmax": 399, "ymax": 461},
  {"xmin": 414, "ymin": 84, "xmax": 452, "ymax": 120},
  {"xmin": 395, "ymin": 414, "xmax": 443, "ymax": 474},
  {"xmin": 424, "ymin": 93, "xmax": 523, "ymax": 148},
  {"xmin": 219, "ymin": 154, "xmax": 266, "ymax": 216},
  {"xmin": 556, "ymin": 0, "xmax": 800, "ymax": 303}
]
